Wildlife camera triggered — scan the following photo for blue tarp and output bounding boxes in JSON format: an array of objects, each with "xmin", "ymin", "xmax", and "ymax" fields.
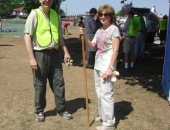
[{"xmin": 162, "ymin": 2, "xmax": 170, "ymax": 102}]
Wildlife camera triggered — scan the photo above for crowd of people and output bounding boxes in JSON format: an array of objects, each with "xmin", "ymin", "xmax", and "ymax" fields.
[
  {"xmin": 121, "ymin": 9, "xmax": 168, "ymax": 70},
  {"xmin": 78, "ymin": 7, "xmax": 168, "ymax": 71},
  {"xmin": 23, "ymin": 0, "xmax": 168, "ymax": 129}
]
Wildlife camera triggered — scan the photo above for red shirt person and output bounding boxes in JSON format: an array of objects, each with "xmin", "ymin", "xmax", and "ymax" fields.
[{"xmin": 62, "ymin": 22, "xmax": 70, "ymax": 35}]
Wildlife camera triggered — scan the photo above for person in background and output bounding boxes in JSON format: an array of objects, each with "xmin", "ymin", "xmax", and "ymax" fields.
[
  {"xmin": 134, "ymin": 11, "xmax": 146, "ymax": 61},
  {"xmin": 80, "ymin": 4, "xmax": 120, "ymax": 130},
  {"xmin": 78, "ymin": 16, "xmax": 84, "ymax": 28},
  {"xmin": 96, "ymin": 18, "xmax": 103, "ymax": 30},
  {"xmin": 151, "ymin": 6, "xmax": 157, "ymax": 14},
  {"xmin": 78, "ymin": 16, "xmax": 85, "ymax": 39},
  {"xmin": 0, "ymin": 17, "xmax": 2, "ymax": 29},
  {"xmin": 80, "ymin": 8, "xmax": 97, "ymax": 68},
  {"xmin": 158, "ymin": 15, "xmax": 168, "ymax": 44},
  {"xmin": 24, "ymin": 0, "xmax": 72, "ymax": 122},
  {"xmin": 122, "ymin": 11, "xmax": 139, "ymax": 70},
  {"xmin": 62, "ymin": 22, "xmax": 70, "ymax": 35},
  {"xmin": 145, "ymin": 15, "xmax": 157, "ymax": 55}
]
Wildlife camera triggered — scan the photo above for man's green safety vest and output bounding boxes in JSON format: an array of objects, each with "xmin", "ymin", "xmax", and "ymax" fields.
[
  {"xmin": 134, "ymin": 16, "xmax": 142, "ymax": 30},
  {"xmin": 128, "ymin": 18, "xmax": 140, "ymax": 36},
  {"xmin": 34, "ymin": 8, "xmax": 59, "ymax": 47},
  {"xmin": 159, "ymin": 19, "xmax": 167, "ymax": 30}
]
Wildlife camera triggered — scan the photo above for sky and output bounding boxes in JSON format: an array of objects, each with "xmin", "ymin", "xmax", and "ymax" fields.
[{"xmin": 60, "ymin": 0, "xmax": 169, "ymax": 16}]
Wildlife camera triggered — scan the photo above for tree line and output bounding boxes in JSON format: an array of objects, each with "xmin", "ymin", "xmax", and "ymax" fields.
[
  {"xmin": 0, "ymin": 0, "xmax": 132, "ymax": 19},
  {"xmin": 0, "ymin": 0, "xmax": 65, "ymax": 18}
]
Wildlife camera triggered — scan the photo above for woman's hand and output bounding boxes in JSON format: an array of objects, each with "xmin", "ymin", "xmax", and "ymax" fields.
[{"xmin": 102, "ymin": 68, "xmax": 113, "ymax": 80}]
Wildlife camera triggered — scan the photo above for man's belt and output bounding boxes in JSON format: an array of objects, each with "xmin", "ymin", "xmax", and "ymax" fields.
[
  {"xmin": 125, "ymin": 36, "xmax": 136, "ymax": 38},
  {"xmin": 34, "ymin": 48, "xmax": 58, "ymax": 52}
]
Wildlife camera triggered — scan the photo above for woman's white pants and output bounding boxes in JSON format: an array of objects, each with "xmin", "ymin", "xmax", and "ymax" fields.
[{"xmin": 94, "ymin": 69, "xmax": 115, "ymax": 127}]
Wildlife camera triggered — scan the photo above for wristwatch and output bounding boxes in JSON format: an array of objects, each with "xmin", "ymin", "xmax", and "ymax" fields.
[{"xmin": 109, "ymin": 66, "xmax": 114, "ymax": 71}]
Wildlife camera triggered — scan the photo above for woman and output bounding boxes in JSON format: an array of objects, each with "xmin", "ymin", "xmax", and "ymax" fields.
[{"xmin": 80, "ymin": 4, "xmax": 120, "ymax": 130}]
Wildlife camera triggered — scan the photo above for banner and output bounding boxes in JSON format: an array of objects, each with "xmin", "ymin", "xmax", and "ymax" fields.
[{"xmin": 162, "ymin": 2, "xmax": 170, "ymax": 102}]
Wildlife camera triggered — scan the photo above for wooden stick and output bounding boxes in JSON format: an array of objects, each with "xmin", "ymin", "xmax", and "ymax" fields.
[{"xmin": 81, "ymin": 34, "xmax": 90, "ymax": 127}]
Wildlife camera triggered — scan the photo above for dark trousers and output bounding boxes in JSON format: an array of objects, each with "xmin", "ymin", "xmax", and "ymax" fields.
[
  {"xmin": 32, "ymin": 50, "xmax": 66, "ymax": 114},
  {"xmin": 159, "ymin": 30, "xmax": 167, "ymax": 42}
]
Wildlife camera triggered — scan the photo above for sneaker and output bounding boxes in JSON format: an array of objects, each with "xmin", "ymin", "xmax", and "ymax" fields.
[
  {"xmin": 96, "ymin": 125, "xmax": 115, "ymax": 130},
  {"xmin": 94, "ymin": 116, "xmax": 102, "ymax": 122},
  {"xmin": 96, "ymin": 125, "xmax": 102, "ymax": 130},
  {"xmin": 36, "ymin": 112, "xmax": 45, "ymax": 122},
  {"xmin": 57, "ymin": 111, "xmax": 73, "ymax": 119},
  {"xmin": 86, "ymin": 64, "xmax": 93, "ymax": 68},
  {"xmin": 79, "ymin": 62, "xmax": 83, "ymax": 67},
  {"xmin": 124, "ymin": 68, "xmax": 129, "ymax": 71}
]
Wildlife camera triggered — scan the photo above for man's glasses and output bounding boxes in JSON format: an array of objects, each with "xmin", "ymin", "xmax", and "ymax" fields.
[{"xmin": 98, "ymin": 13, "xmax": 110, "ymax": 17}]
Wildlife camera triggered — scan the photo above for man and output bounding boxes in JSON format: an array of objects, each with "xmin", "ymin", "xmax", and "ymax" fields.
[
  {"xmin": 145, "ymin": 15, "xmax": 157, "ymax": 54},
  {"xmin": 151, "ymin": 6, "xmax": 157, "ymax": 14},
  {"xmin": 24, "ymin": 0, "xmax": 72, "ymax": 122},
  {"xmin": 78, "ymin": 16, "xmax": 84, "ymax": 28},
  {"xmin": 80, "ymin": 8, "xmax": 97, "ymax": 68},
  {"xmin": 134, "ymin": 11, "xmax": 146, "ymax": 61},
  {"xmin": 122, "ymin": 10, "xmax": 140, "ymax": 70},
  {"xmin": 0, "ymin": 17, "xmax": 2, "ymax": 29},
  {"xmin": 158, "ymin": 15, "xmax": 168, "ymax": 44},
  {"xmin": 78, "ymin": 17, "xmax": 84, "ymax": 39}
]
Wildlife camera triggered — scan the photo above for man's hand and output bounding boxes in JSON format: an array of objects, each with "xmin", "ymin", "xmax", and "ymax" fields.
[
  {"xmin": 64, "ymin": 58, "xmax": 73, "ymax": 68},
  {"xmin": 30, "ymin": 58, "xmax": 38, "ymax": 70},
  {"xmin": 64, "ymin": 52, "xmax": 73, "ymax": 68}
]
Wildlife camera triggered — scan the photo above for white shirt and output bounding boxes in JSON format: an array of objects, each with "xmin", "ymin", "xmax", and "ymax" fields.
[
  {"xmin": 94, "ymin": 25, "xmax": 120, "ymax": 71},
  {"xmin": 151, "ymin": 7, "xmax": 156, "ymax": 14}
]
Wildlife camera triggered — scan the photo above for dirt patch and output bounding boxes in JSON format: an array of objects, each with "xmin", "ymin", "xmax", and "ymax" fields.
[{"xmin": 0, "ymin": 27, "xmax": 170, "ymax": 130}]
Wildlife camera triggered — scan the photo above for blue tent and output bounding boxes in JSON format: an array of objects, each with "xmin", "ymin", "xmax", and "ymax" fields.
[{"xmin": 162, "ymin": 1, "xmax": 170, "ymax": 104}]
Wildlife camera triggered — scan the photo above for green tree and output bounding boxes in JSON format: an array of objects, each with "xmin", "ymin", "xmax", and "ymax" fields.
[
  {"xmin": 116, "ymin": 10, "xmax": 121, "ymax": 16},
  {"xmin": 0, "ymin": 0, "xmax": 22, "ymax": 18},
  {"xmin": 0, "ymin": 0, "xmax": 65, "ymax": 18},
  {"xmin": 59, "ymin": 9, "xmax": 66, "ymax": 16},
  {"xmin": 23, "ymin": 0, "xmax": 66, "ymax": 13}
]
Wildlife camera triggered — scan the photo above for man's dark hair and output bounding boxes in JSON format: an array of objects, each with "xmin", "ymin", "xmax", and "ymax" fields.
[{"xmin": 89, "ymin": 8, "xmax": 97, "ymax": 14}]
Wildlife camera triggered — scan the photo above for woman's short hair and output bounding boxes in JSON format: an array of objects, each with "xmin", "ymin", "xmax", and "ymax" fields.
[{"xmin": 97, "ymin": 4, "xmax": 115, "ymax": 24}]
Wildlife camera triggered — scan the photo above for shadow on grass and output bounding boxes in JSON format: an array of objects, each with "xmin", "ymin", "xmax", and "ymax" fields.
[
  {"xmin": 117, "ymin": 58, "xmax": 165, "ymax": 99},
  {"xmin": 60, "ymin": 37, "xmax": 95, "ymax": 68},
  {"xmin": 114, "ymin": 100, "xmax": 133, "ymax": 128},
  {"xmin": 44, "ymin": 98, "xmax": 91, "ymax": 117},
  {"xmin": 66, "ymin": 98, "xmax": 91, "ymax": 113},
  {"xmin": 63, "ymin": 37, "xmax": 166, "ymax": 100}
]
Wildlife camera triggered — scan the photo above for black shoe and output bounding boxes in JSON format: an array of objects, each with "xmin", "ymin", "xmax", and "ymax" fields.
[
  {"xmin": 86, "ymin": 64, "xmax": 93, "ymax": 68},
  {"xmin": 124, "ymin": 68, "xmax": 129, "ymax": 71}
]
